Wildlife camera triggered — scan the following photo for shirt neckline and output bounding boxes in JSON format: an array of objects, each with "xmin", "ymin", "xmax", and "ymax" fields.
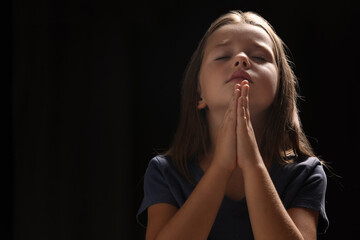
[{"xmin": 191, "ymin": 158, "xmax": 282, "ymax": 204}]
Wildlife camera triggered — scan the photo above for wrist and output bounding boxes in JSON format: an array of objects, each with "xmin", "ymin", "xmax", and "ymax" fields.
[
  {"xmin": 211, "ymin": 152, "xmax": 237, "ymax": 174},
  {"xmin": 208, "ymin": 161, "xmax": 233, "ymax": 180},
  {"xmin": 240, "ymin": 155, "xmax": 267, "ymax": 176}
]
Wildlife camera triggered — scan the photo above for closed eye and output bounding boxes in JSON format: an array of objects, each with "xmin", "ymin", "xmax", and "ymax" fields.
[
  {"xmin": 252, "ymin": 56, "xmax": 266, "ymax": 62},
  {"xmin": 215, "ymin": 56, "xmax": 230, "ymax": 61}
]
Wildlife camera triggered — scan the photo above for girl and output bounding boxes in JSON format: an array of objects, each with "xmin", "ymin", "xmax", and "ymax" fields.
[{"xmin": 137, "ymin": 10, "xmax": 328, "ymax": 239}]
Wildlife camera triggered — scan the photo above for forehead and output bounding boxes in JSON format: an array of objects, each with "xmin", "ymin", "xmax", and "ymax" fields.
[{"xmin": 205, "ymin": 23, "xmax": 275, "ymax": 52}]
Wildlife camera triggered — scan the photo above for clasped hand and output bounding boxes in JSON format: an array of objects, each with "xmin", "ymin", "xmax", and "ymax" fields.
[{"xmin": 213, "ymin": 80, "xmax": 263, "ymax": 173}]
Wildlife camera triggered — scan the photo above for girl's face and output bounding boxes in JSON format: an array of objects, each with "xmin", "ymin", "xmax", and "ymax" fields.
[{"xmin": 198, "ymin": 23, "xmax": 279, "ymax": 118}]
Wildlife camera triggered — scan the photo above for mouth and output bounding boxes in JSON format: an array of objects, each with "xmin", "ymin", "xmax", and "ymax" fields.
[{"xmin": 226, "ymin": 70, "xmax": 253, "ymax": 84}]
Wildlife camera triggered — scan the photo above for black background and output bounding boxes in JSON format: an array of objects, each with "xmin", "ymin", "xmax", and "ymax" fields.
[{"xmin": 7, "ymin": 0, "xmax": 359, "ymax": 239}]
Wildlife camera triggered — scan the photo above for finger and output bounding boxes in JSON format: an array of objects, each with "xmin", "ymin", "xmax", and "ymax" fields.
[
  {"xmin": 240, "ymin": 80, "xmax": 249, "ymax": 87},
  {"xmin": 239, "ymin": 80, "xmax": 248, "ymax": 112},
  {"xmin": 230, "ymin": 85, "xmax": 241, "ymax": 110},
  {"xmin": 241, "ymin": 82, "xmax": 248, "ymax": 98},
  {"xmin": 230, "ymin": 87, "xmax": 241, "ymax": 121},
  {"xmin": 234, "ymin": 85, "xmax": 241, "ymax": 100},
  {"xmin": 224, "ymin": 85, "xmax": 241, "ymax": 124},
  {"xmin": 237, "ymin": 94, "xmax": 246, "ymax": 126},
  {"xmin": 240, "ymin": 96, "xmax": 246, "ymax": 119},
  {"xmin": 234, "ymin": 83, "xmax": 241, "ymax": 100},
  {"xmin": 237, "ymin": 83, "xmax": 249, "ymax": 126},
  {"xmin": 233, "ymin": 84, "xmax": 242, "ymax": 116},
  {"xmin": 242, "ymin": 84, "xmax": 250, "ymax": 121}
]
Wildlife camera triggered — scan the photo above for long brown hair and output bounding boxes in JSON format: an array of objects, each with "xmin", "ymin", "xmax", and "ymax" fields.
[{"xmin": 166, "ymin": 11, "xmax": 316, "ymax": 183}]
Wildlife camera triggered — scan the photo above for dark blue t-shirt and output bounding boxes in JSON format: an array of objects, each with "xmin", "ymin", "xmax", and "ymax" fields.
[{"xmin": 137, "ymin": 155, "xmax": 329, "ymax": 239}]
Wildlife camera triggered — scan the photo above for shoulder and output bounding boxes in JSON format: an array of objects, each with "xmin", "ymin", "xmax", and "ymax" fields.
[
  {"xmin": 296, "ymin": 157, "xmax": 327, "ymax": 181},
  {"xmin": 293, "ymin": 157, "xmax": 324, "ymax": 170},
  {"xmin": 285, "ymin": 156, "xmax": 323, "ymax": 170},
  {"xmin": 273, "ymin": 157, "xmax": 326, "ymax": 179},
  {"xmin": 143, "ymin": 154, "xmax": 196, "ymax": 206},
  {"xmin": 147, "ymin": 155, "xmax": 175, "ymax": 173},
  {"xmin": 271, "ymin": 156, "xmax": 328, "ymax": 201},
  {"xmin": 145, "ymin": 154, "xmax": 187, "ymax": 185},
  {"xmin": 137, "ymin": 155, "xmax": 180, "ymax": 228}
]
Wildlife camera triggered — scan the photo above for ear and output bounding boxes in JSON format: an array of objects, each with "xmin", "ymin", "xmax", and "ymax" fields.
[
  {"xmin": 197, "ymin": 97, "xmax": 207, "ymax": 110},
  {"xmin": 197, "ymin": 81, "xmax": 207, "ymax": 110}
]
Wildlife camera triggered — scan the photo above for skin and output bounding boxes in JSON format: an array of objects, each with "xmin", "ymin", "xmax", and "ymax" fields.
[{"xmin": 146, "ymin": 23, "xmax": 318, "ymax": 240}]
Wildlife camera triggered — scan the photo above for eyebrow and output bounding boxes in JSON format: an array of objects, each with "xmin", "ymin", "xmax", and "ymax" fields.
[
  {"xmin": 212, "ymin": 40, "xmax": 273, "ymax": 55},
  {"xmin": 214, "ymin": 39, "xmax": 232, "ymax": 48}
]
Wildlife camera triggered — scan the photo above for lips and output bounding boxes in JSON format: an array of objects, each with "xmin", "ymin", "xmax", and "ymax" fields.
[{"xmin": 227, "ymin": 70, "xmax": 253, "ymax": 83}]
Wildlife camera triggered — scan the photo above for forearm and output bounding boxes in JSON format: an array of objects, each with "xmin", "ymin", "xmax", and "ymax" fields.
[
  {"xmin": 243, "ymin": 161, "xmax": 303, "ymax": 240},
  {"xmin": 155, "ymin": 164, "xmax": 231, "ymax": 240}
]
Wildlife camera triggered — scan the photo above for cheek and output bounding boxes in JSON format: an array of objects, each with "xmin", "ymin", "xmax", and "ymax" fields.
[
  {"xmin": 250, "ymin": 67, "xmax": 279, "ymax": 108},
  {"xmin": 261, "ymin": 65, "xmax": 278, "ymax": 96},
  {"xmin": 198, "ymin": 64, "xmax": 221, "ymax": 98},
  {"xmin": 198, "ymin": 66, "xmax": 208, "ymax": 98},
  {"xmin": 264, "ymin": 74, "xmax": 279, "ymax": 99}
]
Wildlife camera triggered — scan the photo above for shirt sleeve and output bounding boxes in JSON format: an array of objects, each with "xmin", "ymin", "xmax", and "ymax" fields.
[
  {"xmin": 136, "ymin": 157, "xmax": 178, "ymax": 228},
  {"xmin": 288, "ymin": 161, "xmax": 329, "ymax": 234}
]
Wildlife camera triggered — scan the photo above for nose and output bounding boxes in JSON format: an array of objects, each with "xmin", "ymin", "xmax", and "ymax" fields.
[{"xmin": 234, "ymin": 53, "xmax": 250, "ymax": 69}]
